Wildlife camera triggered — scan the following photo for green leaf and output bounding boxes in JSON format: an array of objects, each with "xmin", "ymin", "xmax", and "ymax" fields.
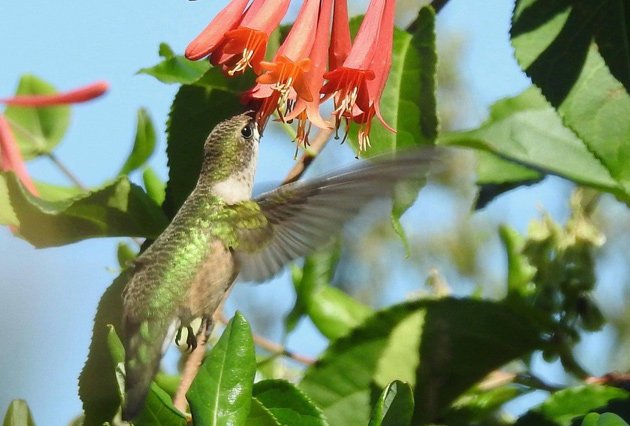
[
  {"xmin": 253, "ymin": 380, "xmax": 328, "ymax": 426},
  {"xmin": 4, "ymin": 74, "xmax": 70, "ymax": 159},
  {"xmin": 287, "ymin": 246, "xmax": 372, "ymax": 340},
  {"xmin": 119, "ymin": 108, "xmax": 157, "ymax": 175},
  {"xmin": 348, "ymin": 6, "xmax": 438, "ymax": 156},
  {"xmin": 368, "ymin": 381, "xmax": 414, "ymax": 426},
  {"xmin": 444, "ymin": 384, "xmax": 523, "ymax": 425},
  {"xmin": 142, "ymin": 167, "xmax": 166, "ymax": 206},
  {"xmin": 500, "ymin": 224, "xmax": 537, "ymax": 299},
  {"xmin": 439, "ymin": 87, "xmax": 627, "ymax": 201},
  {"xmin": 162, "ymin": 72, "xmax": 247, "ymax": 218},
  {"xmin": 308, "ymin": 285, "xmax": 372, "ymax": 341},
  {"xmin": 4, "ymin": 173, "xmax": 168, "ymax": 247},
  {"xmin": 79, "ymin": 270, "xmax": 129, "ymax": 425},
  {"xmin": 138, "ymin": 42, "xmax": 210, "ymax": 85},
  {"xmin": 2, "ymin": 400, "xmax": 35, "ymax": 426},
  {"xmin": 246, "ymin": 398, "xmax": 281, "ymax": 426},
  {"xmin": 188, "ymin": 312, "xmax": 256, "ymax": 426},
  {"xmin": 105, "ymin": 327, "xmax": 187, "ymax": 426},
  {"xmin": 117, "ymin": 242, "xmax": 137, "ymax": 268},
  {"xmin": 582, "ymin": 413, "xmax": 630, "ymax": 426},
  {"xmin": 300, "ymin": 298, "xmax": 547, "ymax": 426},
  {"xmin": 516, "ymin": 385, "xmax": 630, "ymax": 426},
  {"xmin": 511, "ymin": 0, "xmax": 630, "ymax": 196}
]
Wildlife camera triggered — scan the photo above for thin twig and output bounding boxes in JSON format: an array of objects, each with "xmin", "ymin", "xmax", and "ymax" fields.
[
  {"xmin": 173, "ymin": 318, "xmax": 210, "ymax": 416},
  {"xmin": 283, "ymin": 127, "xmax": 334, "ymax": 185}
]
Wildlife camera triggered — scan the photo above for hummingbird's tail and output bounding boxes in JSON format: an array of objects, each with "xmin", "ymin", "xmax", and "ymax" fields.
[{"xmin": 121, "ymin": 316, "xmax": 174, "ymax": 421}]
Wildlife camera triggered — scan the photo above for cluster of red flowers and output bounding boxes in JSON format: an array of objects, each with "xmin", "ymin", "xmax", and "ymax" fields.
[
  {"xmin": 186, "ymin": 0, "xmax": 397, "ymax": 150},
  {"xmin": 0, "ymin": 81, "xmax": 108, "ymax": 196}
]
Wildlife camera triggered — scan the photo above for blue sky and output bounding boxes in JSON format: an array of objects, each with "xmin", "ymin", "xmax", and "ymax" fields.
[{"xmin": 0, "ymin": 0, "xmax": 563, "ymax": 423}]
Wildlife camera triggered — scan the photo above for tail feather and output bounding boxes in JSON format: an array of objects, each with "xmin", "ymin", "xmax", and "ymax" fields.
[{"xmin": 122, "ymin": 316, "xmax": 172, "ymax": 421}]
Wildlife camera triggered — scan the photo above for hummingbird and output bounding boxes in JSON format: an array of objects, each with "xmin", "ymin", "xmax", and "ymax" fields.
[{"xmin": 121, "ymin": 112, "xmax": 437, "ymax": 419}]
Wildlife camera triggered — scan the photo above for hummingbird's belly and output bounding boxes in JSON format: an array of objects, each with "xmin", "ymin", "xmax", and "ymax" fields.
[{"xmin": 183, "ymin": 241, "xmax": 237, "ymax": 320}]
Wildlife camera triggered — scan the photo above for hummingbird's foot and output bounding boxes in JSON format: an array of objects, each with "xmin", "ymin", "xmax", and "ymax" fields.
[
  {"xmin": 175, "ymin": 325, "xmax": 197, "ymax": 352},
  {"xmin": 186, "ymin": 326, "xmax": 198, "ymax": 352}
]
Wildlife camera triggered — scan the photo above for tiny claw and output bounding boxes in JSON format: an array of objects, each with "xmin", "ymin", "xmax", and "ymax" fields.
[
  {"xmin": 186, "ymin": 326, "xmax": 197, "ymax": 352},
  {"xmin": 175, "ymin": 327, "xmax": 184, "ymax": 347}
]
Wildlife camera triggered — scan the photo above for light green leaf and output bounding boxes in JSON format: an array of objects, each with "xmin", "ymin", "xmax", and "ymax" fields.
[
  {"xmin": 116, "ymin": 242, "xmax": 137, "ymax": 268},
  {"xmin": 368, "ymin": 381, "xmax": 414, "ymax": 426},
  {"xmin": 138, "ymin": 42, "xmax": 210, "ymax": 85},
  {"xmin": 444, "ymin": 384, "xmax": 522, "ymax": 424},
  {"xmin": 4, "ymin": 173, "xmax": 168, "ymax": 247},
  {"xmin": 512, "ymin": 0, "xmax": 630, "ymax": 196},
  {"xmin": 253, "ymin": 380, "xmax": 328, "ymax": 426},
  {"xmin": 286, "ymin": 246, "xmax": 372, "ymax": 340},
  {"xmin": 119, "ymin": 108, "xmax": 156, "ymax": 175},
  {"xmin": 300, "ymin": 298, "xmax": 546, "ymax": 426},
  {"xmin": 142, "ymin": 167, "xmax": 166, "ymax": 206},
  {"xmin": 2, "ymin": 400, "xmax": 35, "ymax": 426},
  {"xmin": 4, "ymin": 74, "xmax": 70, "ymax": 159},
  {"xmin": 308, "ymin": 285, "xmax": 372, "ymax": 341},
  {"xmin": 439, "ymin": 87, "xmax": 627, "ymax": 201},
  {"xmin": 500, "ymin": 224, "xmax": 537, "ymax": 299},
  {"xmin": 188, "ymin": 312, "xmax": 256, "ymax": 426},
  {"xmin": 582, "ymin": 413, "xmax": 630, "ymax": 426},
  {"xmin": 516, "ymin": 385, "xmax": 630, "ymax": 426}
]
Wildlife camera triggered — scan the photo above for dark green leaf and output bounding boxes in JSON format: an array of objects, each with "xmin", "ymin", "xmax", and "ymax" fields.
[
  {"xmin": 369, "ymin": 380, "xmax": 414, "ymax": 426},
  {"xmin": 582, "ymin": 413, "xmax": 630, "ymax": 426},
  {"xmin": 4, "ymin": 173, "xmax": 168, "ymax": 247},
  {"xmin": 79, "ymin": 270, "xmax": 129, "ymax": 425},
  {"xmin": 253, "ymin": 380, "xmax": 328, "ymax": 426},
  {"xmin": 300, "ymin": 298, "xmax": 547, "ymax": 426},
  {"xmin": 138, "ymin": 43, "xmax": 210, "ymax": 85},
  {"xmin": 142, "ymin": 167, "xmax": 166, "ymax": 206},
  {"xmin": 162, "ymin": 76, "xmax": 246, "ymax": 218},
  {"xmin": 2, "ymin": 400, "xmax": 35, "ymax": 426},
  {"xmin": 119, "ymin": 108, "xmax": 156, "ymax": 175},
  {"xmin": 188, "ymin": 312, "xmax": 256, "ymax": 426},
  {"xmin": 349, "ymin": 6, "xmax": 438, "ymax": 156},
  {"xmin": 512, "ymin": 0, "xmax": 630, "ymax": 196},
  {"xmin": 439, "ymin": 87, "xmax": 627, "ymax": 201},
  {"xmin": 4, "ymin": 74, "xmax": 70, "ymax": 159},
  {"xmin": 516, "ymin": 385, "xmax": 630, "ymax": 426},
  {"xmin": 246, "ymin": 398, "xmax": 281, "ymax": 426}
]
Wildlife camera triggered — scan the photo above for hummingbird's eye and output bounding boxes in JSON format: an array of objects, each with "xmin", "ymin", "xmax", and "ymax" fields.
[{"xmin": 241, "ymin": 124, "xmax": 253, "ymax": 139}]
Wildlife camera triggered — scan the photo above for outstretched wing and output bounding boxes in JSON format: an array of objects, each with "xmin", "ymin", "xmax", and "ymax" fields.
[{"xmin": 232, "ymin": 149, "xmax": 438, "ymax": 282}]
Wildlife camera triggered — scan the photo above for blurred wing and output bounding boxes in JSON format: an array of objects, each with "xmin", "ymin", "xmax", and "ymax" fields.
[{"xmin": 234, "ymin": 149, "xmax": 438, "ymax": 282}]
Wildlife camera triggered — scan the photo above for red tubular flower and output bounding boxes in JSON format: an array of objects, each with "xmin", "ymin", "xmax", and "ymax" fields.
[
  {"xmin": 0, "ymin": 115, "xmax": 38, "ymax": 195},
  {"xmin": 283, "ymin": 0, "xmax": 334, "ymax": 146},
  {"xmin": 187, "ymin": 0, "xmax": 291, "ymax": 76},
  {"xmin": 355, "ymin": 0, "xmax": 396, "ymax": 150},
  {"xmin": 247, "ymin": 0, "xmax": 331, "ymax": 138},
  {"xmin": 185, "ymin": 0, "xmax": 250, "ymax": 61},
  {"xmin": 328, "ymin": 0, "xmax": 352, "ymax": 71},
  {"xmin": 320, "ymin": 0, "xmax": 397, "ymax": 150},
  {"xmin": 0, "ymin": 81, "xmax": 108, "ymax": 106}
]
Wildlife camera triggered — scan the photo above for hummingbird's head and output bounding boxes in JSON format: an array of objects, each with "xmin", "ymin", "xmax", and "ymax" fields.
[{"xmin": 201, "ymin": 112, "xmax": 260, "ymax": 203}]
